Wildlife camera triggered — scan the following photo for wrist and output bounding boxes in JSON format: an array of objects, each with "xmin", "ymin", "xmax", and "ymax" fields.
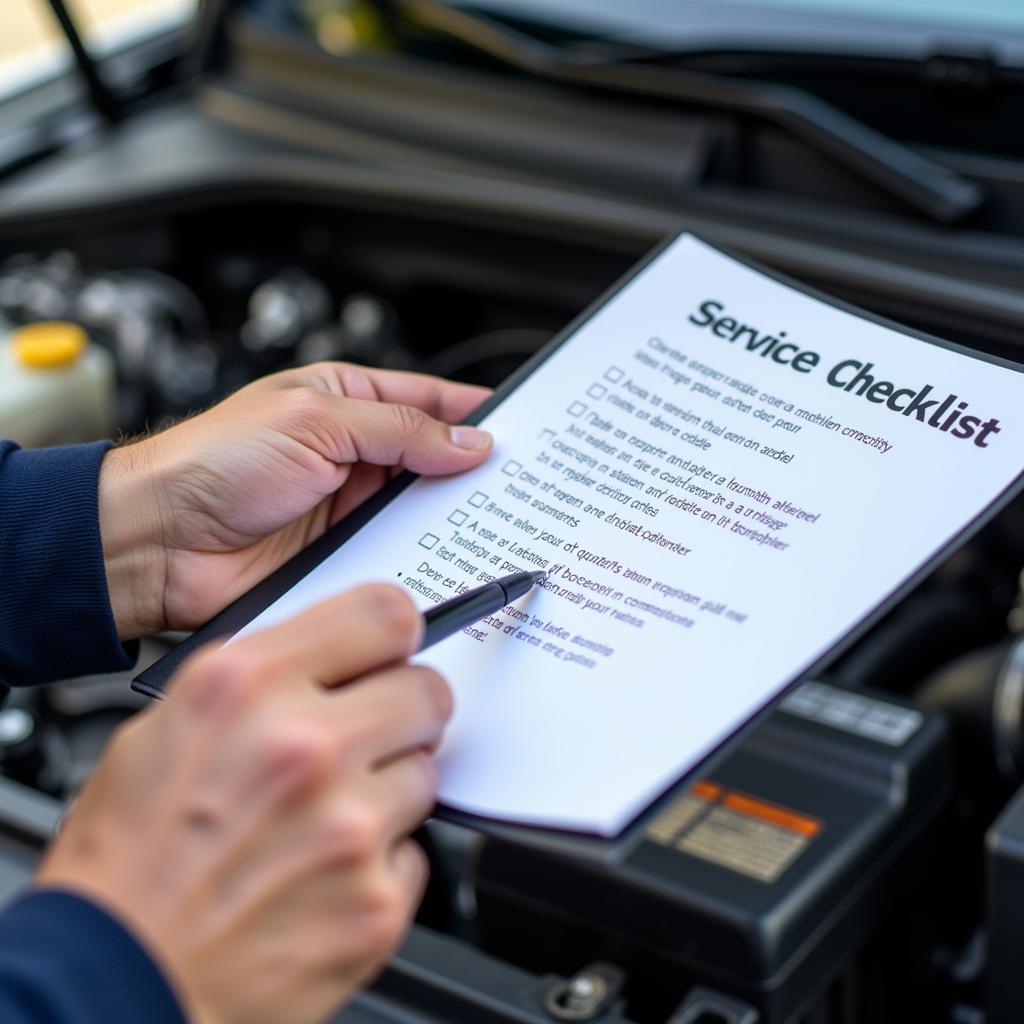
[{"xmin": 98, "ymin": 443, "xmax": 169, "ymax": 639}]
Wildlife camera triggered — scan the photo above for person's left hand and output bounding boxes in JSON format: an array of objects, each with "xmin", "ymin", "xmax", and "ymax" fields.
[{"xmin": 98, "ymin": 363, "xmax": 492, "ymax": 638}]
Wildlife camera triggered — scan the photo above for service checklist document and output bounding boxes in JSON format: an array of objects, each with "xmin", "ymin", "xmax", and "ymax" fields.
[{"xmin": 226, "ymin": 234, "xmax": 1024, "ymax": 836}]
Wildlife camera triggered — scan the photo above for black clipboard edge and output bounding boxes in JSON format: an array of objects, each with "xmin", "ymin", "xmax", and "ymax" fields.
[{"xmin": 133, "ymin": 232, "xmax": 1024, "ymax": 862}]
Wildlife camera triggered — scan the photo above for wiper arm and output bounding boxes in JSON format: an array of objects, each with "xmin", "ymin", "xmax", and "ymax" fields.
[
  {"xmin": 393, "ymin": 0, "xmax": 984, "ymax": 224},
  {"xmin": 44, "ymin": 0, "xmax": 119, "ymax": 122}
]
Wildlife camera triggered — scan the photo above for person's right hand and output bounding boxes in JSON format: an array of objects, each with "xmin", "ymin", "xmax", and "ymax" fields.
[{"xmin": 36, "ymin": 584, "xmax": 449, "ymax": 1024}]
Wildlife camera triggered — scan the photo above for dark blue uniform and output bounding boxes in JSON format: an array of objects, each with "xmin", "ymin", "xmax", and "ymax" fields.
[{"xmin": 0, "ymin": 440, "xmax": 183, "ymax": 1023}]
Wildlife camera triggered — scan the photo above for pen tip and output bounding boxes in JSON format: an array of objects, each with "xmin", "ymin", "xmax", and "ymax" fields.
[{"xmin": 531, "ymin": 570, "xmax": 549, "ymax": 584}]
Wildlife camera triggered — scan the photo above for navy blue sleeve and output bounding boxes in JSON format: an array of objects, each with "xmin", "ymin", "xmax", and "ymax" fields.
[
  {"xmin": 0, "ymin": 890, "xmax": 185, "ymax": 1023},
  {"xmin": 0, "ymin": 447, "xmax": 183, "ymax": 1021},
  {"xmin": 0, "ymin": 440, "xmax": 137, "ymax": 686}
]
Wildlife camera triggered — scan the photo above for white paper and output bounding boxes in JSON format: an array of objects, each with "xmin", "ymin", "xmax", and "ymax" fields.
[{"xmin": 233, "ymin": 235, "xmax": 1024, "ymax": 836}]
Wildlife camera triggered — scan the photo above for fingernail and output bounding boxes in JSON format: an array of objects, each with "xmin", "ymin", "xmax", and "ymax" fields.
[{"xmin": 450, "ymin": 426, "xmax": 492, "ymax": 451}]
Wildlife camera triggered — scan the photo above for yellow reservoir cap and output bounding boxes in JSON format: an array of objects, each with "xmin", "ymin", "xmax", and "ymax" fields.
[{"xmin": 12, "ymin": 322, "xmax": 88, "ymax": 369}]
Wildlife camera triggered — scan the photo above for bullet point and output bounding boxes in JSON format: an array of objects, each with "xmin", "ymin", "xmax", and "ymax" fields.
[
  {"xmin": 418, "ymin": 533, "xmax": 439, "ymax": 550},
  {"xmin": 448, "ymin": 509, "xmax": 468, "ymax": 526},
  {"xmin": 502, "ymin": 460, "xmax": 522, "ymax": 476},
  {"xmin": 468, "ymin": 491, "xmax": 488, "ymax": 508},
  {"xmin": 567, "ymin": 401, "xmax": 587, "ymax": 418},
  {"xmin": 604, "ymin": 366, "xmax": 624, "ymax": 383},
  {"xmin": 587, "ymin": 383, "xmax": 607, "ymax": 400}
]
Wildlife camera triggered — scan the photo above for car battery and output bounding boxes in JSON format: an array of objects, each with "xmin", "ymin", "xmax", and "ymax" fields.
[
  {"xmin": 474, "ymin": 682, "xmax": 952, "ymax": 1024},
  {"xmin": 986, "ymin": 782, "xmax": 1024, "ymax": 1024},
  {"xmin": 335, "ymin": 929, "xmax": 638, "ymax": 1024}
]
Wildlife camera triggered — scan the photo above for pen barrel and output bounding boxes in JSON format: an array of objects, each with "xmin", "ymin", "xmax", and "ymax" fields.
[
  {"xmin": 420, "ymin": 584, "xmax": 508, "ymax": 651},
  {"xmin": 500, "ymin": 571, "xmax": 545, "ymax": 602}
]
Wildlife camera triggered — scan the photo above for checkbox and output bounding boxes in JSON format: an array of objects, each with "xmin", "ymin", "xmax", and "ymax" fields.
[
  {"xmin": 587, "ymin": 383, "xmax": 607, "ymax": 400},
  {"xmin": 468, "ymin": 491, "xmax": 488, "ymax": 508},
  {"xmin": 538, "ymin": 427, "xmax": 556, "ymax": 442},
  {"xmin": 502, "ymin": 460, "xmax": 522, "ymax": 476},
  {"xmin": 604, "ymin": 366, "xmax": 624, "ymax": 383},
  {"xmin": 567, "ymin": 401, "xmax": 587, "ymax": 418},
  {"xmin": 448, "ymin": 509, "xmax": 468, "ymax": 526},
  {"xmin": 418, "ymin": 533, "xmax": 439, "ymax": 550}
]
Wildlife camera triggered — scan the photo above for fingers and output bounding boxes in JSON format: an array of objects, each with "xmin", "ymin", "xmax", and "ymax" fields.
[
  {"xmin": 339, "ymin": 665, "xmax": 453, "ymax": 767},
  {"xmin": 312, "ymin": 752, "xmax": 436, "ymax": 861},
  {"xmin": 169, "ymin": 584, "xmax": 450, "ymax": 874},
  {"xmin": 250, "ymin": 362, "xmax": 493, "ymax": 477},
  {"xmin": 390, "ymin": 838, "xmax": 429, "ymax": 907},
  {"xmin": 308, "ymin": 363, "xmax": 491, "ymax": 425},
  {"xmin": 310, "ymin": 394, "xmax": 492, "ymax": 477},
  {"xmin": 171, "ymin": 601, "xmax": 451, "ymax": 803},
  {"xmin": 264, "ymin": 362, "xmax": 493, "ymax": 474},
  {"xmin": 195, "ymin": 732, "xmax": 439, "ymax": 884},
  {"xmin": 338, "ymin": 842, "xmax": 427, "ymax": 987},
  {"xmin": 223, "ymin": 583, "xmax": 426, "ymax": 689},
  {"xmin": 371, "ymin": 752, "xmax": 438, "ymax": 839},
  {"xmin": 327, "ymin": 462, "xmax": 391, "ymax": 527},
  {"xmin": 161, "ymin": 665, "xmax": 449, "ymax": 897}
]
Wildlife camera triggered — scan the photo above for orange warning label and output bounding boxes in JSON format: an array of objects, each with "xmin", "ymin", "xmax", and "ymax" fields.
[
  {"xmin": 721, "ymin": 792, "xmax": 822, "ymax": 837},
  {"xmin": 645, "ymin": 779, "xmax": 824, "ymax": 883},
  {"xmin": 690, "ymin": 781, "xmax": 723, "ymax": 802}
]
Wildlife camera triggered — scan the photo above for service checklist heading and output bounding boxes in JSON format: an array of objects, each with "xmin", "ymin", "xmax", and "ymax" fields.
[
  {"xmin": 226, "ymin": 234, "xmax": 1024, "ymax": 836},
  {"xmin": 685, "ymin": 297, "xmax": 1001, "ymax": 450}
]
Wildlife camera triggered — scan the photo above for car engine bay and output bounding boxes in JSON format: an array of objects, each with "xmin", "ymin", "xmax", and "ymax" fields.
[{"xmin": 2, "ymin": 5, "xmax": 1024, "ymax": 1021}]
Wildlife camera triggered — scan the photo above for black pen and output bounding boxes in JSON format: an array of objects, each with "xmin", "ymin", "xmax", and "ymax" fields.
[{"xmin": 419, "ymin": 570, "xmax": 548, "ymax": 651}]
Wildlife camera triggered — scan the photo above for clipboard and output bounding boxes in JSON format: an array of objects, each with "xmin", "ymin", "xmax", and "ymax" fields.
[{"xmin": 134, "ymin": 232, "xmax": 1024, "ymax": 860}]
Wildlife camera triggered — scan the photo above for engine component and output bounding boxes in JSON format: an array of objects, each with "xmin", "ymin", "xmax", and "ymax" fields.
[
  {"xmin": 668, "ymin": 988, "xmax": 760, "ymax": 1024},
  {"xmin": 0, "ymin": 253, "xmax": 217, "ymax": 426},
  {"xmin": 475, "ymin": 682, "xmax": 952, "ymax": 1023},
  {"xmin": 0, "ymin": 691, "xmax": 71, "ymax": 799},
  {"xmin": 544, "ymin": 962, "xmax": 627, "ymax": 1022},
  {"xmin": 917, "ymin": 639, "xmax": 1024, "ymax": 783},
  {"xmin": 241, "ymin": 268, "xmax": 332, "ymax": 352},
  {"xmin": 0, "ymin": 708, "xmax": 47, "ymax": 792},
  {"xmin": 986, "ymin": 783, "xmax": 1024, "ymax": 1024},
  {"xmin": 916, "ymin": 566, "xmax": 1024, "ymax": 787},
  {"xmin": 0, "ymin": 322, "xmax": 115, "ymax": 448}
]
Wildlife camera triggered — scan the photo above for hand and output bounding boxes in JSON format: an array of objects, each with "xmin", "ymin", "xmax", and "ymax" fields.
[
  {"xmin": 99, "ymin": 362, "xmax": 491, "ymax": 638},
  {"xmin": 38, "ymin": 584, "xmax": 449, "ymax": 1024}
]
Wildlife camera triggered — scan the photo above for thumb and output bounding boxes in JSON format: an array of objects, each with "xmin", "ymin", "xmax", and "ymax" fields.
[{"xmin": 322, "ymin": 396, "xmax": 493, "ymax": 475}]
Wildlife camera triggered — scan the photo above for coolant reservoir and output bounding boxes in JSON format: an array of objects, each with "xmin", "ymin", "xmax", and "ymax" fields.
[{"xmin": 0, "ymin": 322, "xmax": 115, "ymax": 448}]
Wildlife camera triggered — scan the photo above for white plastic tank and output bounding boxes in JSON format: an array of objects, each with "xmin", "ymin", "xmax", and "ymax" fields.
[{"xmin": 0, "ymin": 321, "xmax": 116, "ymax": 448}]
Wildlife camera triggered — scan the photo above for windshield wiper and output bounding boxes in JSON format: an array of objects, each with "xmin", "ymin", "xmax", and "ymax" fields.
[
  {"xmin": 391, "ymin": 0, "xmax": 984, "ymax": 224},
  {"xmin": 44, "ymin": 0, "xmax": 120, "ymax": 121}
]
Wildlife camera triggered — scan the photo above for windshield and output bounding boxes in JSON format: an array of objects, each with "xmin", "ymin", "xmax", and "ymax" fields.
[
  {"xmin": 464, "ymin": 0, "xmax": 1024, "ymax": 36},
  {"xmin": 243, "ymin": 0, "xmax": 1024, "ymax": 65},
  {"xmin": 450, "ymin": 0, "xmax": 1024, "ymax": 55},
  {"xmin": 0, "ymin": 0, "xmax": 195, "ymax": 99}
]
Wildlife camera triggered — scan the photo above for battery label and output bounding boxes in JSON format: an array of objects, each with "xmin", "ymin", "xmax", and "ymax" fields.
[
  {"xmin": 646, "ymin": 783, "xmax": 822, "ymax": 883},
  {"xmin": 645, "ymin": 781, "xmax": 721, "ymax": 844}
]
